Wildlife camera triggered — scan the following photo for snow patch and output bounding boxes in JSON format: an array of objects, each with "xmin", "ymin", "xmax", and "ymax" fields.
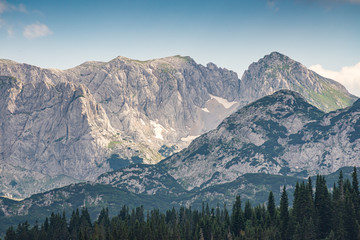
[
  {"xmin": 140, "ymin": 119, "xmax": 145, "ymax": 125},
  {"xmin": 201, "ymin": 107, "xmax": 210, "ymax": 113},
  {"xmin": 177, "ymin": 92, "xmax": 182, "ymax": 102},
  {"xmin": 150, "ymin": 120, "xmax": 167, "ymax": 140},
  {"xmin": 209, "ymin": 94, "xmax": 237, "ymax": 109},
  {"xmin": 181, "ymin": 135, "xmax": 200, "ymax": 142}
]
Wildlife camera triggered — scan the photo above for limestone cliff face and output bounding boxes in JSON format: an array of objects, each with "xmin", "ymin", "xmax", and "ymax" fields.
[
  {"xmin": 0, "ymin": 76, "xmax": 116, "ymax": 197},
  {"xmin": 64, "ymin": 56, "xmax": 241, "ymax": 154}
]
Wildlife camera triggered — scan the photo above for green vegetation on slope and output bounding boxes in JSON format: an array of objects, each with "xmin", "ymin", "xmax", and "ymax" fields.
[{"xmin": 4, "ymin": 168, "xmax": 360, "ymax": 240}]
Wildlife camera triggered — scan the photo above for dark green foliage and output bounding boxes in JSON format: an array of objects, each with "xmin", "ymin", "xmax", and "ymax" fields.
[
  {"xmin": 5, "ymin": 168, "xmax": 360, "ymax": 240},
  {"xmin": 279, "ymin": 186, "xmax": 289, "ymax": 240},
  {"xmin": 158, "ymin": 145, "xmax": 178, "ymax": 157},
  {"xmin": 187, "ymin": 143, "xmax": 210, "ymax": 158},
  {"xmin": 267, "ymin": 191, "xmax": 276, "ymax": 221},
  {"xmin": 231, "ymin": 195, "xmax": 244, "ymax": 236},
  {"xmin": 315, "ymin": 175, "xmax": 332, "ymax": 239},
  {"xmin": 106, "ymin": 154, "xmax": 130, "ymax": 170}
]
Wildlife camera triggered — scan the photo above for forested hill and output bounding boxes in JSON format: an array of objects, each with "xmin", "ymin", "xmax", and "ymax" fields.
[{"xmin": 3, "ymin": 168, "xmax": 360, "ymax": 240}]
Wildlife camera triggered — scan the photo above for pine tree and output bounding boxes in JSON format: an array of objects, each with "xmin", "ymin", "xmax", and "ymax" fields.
[
  {"xmin": 231, "ymin": 195, "xmax": 244, "ymax": 236},
  {"xmin": 344, "ymin": 190, "xmax": 359, "ymax": 240},
  {"xmin": 332, "ymin": 174, "xmax": 346, "ymax": 239},
  {"xmin": 4, "ymin": 226, "xmax": 16, "ymax": 240},
  {"xmin": 352, "ymin": 167, "xmax": 360, "ymax": 222},
  {"xmin": 279, "ymin": 186, "xmax": 289, "ymax": 240},
  {"xmin": 79, "ymin": 208, "xmax": 92, "ymax": 240},
  {"xmin": 267, "ymin": 191, "xmax": 276, "ymax": 222},
  {"xmin": 244, "ymin": 200, "xmax": 252, "ymax": 223},
  {"xmin": 315, "ymin": 175, "xmax": 332, "ymax": 239}
]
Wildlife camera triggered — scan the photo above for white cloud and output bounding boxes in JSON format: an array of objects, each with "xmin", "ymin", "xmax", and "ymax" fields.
[
  {"xmin": 0, "ymin": 0, "xmax": 27, "ymax": 14},
  {"xmin": 23, "ymin": 23, "xmax": 52, "ymax": 39},
  {"xmin": 0, "ymin": 1, "xmax": 28, "ymax": 36},
  {"xmin": 309, "ymin": 62, "xmax": 360, "ymax": 97}
]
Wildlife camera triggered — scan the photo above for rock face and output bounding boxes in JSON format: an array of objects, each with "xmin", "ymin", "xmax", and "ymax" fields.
[
  {"xmin": 161, "ymin": 90, "xmax": 360, "ymax": 190},
  {"xmin": 0, "ymin": 75, "xmax": 116, "ymax": 197},
  {"xmin": 64, "ymin": 56, "xmax": 241, "ymax": 154},
  {"xmin": 0, "ymin": 57, "xmax": 241, "ymax": 198},
  {"xmin": 240, "ymin": 52, "xmax": 356, "ymax": 112},
  {"xmin": 0, "ymin": 53, "xmax": 356, "ymax": 198}
]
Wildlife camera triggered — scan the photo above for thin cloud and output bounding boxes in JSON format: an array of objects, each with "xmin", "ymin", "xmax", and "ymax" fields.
[
  {"xmin": 267, "ymin": 0, "xmax": 280, "ymax": 11},
  {"xmin": 0, "ymin": 0, "xmax": 28, "ymax": 36},
  {"xmin": 23, "ymin": 23, "xmax": 52, "ymax": 39},
  {"xmin": 310, "ymin": 62, "xmax": 360, "ymax": 97},
  {"xmin": 267, "ymin": 0, "xmax": 360, "ymax": 8},
  {"xmin": 0, "ymin": 0, "xmax": 27, "ymax": 14},
  {"xmin": 298, "ymin": 0, "xmax": 360, "ymax": 6}
]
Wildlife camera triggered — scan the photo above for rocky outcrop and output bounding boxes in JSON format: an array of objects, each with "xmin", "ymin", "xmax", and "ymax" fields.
[
  {"xmin": 96, "ymin": 164, "xmax": 185, "ymax": 195},
  {"xmin": 161, "ymin": 90, "xmax": 360, "ymax": 190},
  {"xmin": 240, "ymin": 52, "xmax": 357, "ymax": 111}
]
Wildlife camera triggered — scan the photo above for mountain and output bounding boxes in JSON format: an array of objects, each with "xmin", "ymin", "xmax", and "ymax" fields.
[
  {"xmin": 0, "ymin": 166, "xmax": 356, "ymax": 236},
  {"xmin": 240, "ymin": 52, "xmax": 357, "ymax": 112},
  {"xmin": 0, "ymin": 53, "xmax": 356, "ymax": 199},
  {"xmin": 0, "ymin": 57, "xmax": 240, "ymax": 198},
  {"xmin": 161, "ymin": 90, "xmax": 360, "ymax": 190}
]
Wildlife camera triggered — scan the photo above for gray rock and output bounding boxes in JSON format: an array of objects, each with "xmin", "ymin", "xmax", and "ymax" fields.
[
  {"xmin": 161, "ymin": 90, "xmax": 360, "ymax": 191},
  {"xmin": 0, "ymin": 52, "xmax": 356, "ymax": 198},
  {"xmin": 240, "ymin": 52, "xmax": 357, "ymax": 111}
]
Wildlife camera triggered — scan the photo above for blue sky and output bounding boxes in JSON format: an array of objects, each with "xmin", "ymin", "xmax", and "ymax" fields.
[{"xmin": 1, "ymin": 0, "xmax": 360, "ymax": 93}]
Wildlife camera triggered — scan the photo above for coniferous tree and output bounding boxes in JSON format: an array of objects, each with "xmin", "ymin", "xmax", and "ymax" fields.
[
  {"xmin": 267, "ymin": 191, "xmax": 276, "ymax": 222},
  {"xmin": 352, "ymin": 167, "xmax": 360, "ymax": 222},
  {"xmin": 231, "ymin": 195, "xmax": 244, "ymax": 237},
  {"xmin": 7, "ymin": 169, "xmax": 360, "ymax": 240},
  {"xmin": 279, "ymin": 186, "xmax": 289, "ymax": 240},
  {"xmin": 315, "ymin": 175, "xmax": 332, "ymax": 239},
  {"xmin": 4, "ymin": 226, "xmax": 16, "ymax": 240},
  {"xmin": 244, "ymin": 200, "xmax": 252, "ymax": 224},
  {"xmin": 344, "ymin": 190, "xmax": 359, "ymax": 240},
  {"xmin": 69, "ymin": 209, "xmax": 80, "ymax": 239}
]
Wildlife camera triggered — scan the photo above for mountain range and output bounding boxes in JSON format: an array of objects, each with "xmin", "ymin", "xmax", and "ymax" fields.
[{"xmin": 0, "ymin": 52, "xmax": 357, "ymax": 199}]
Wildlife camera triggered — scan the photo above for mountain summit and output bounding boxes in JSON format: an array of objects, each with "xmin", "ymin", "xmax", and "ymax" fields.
[{"xmin": 240, "ymin": 52, "xmax": 356, "ymax": 112}]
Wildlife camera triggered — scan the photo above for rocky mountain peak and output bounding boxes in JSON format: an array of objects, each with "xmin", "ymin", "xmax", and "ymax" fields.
[
  {"xmin": 240, "ymin": 52, "xmax": 357, "ymax": 112},
  {"xmin": 263, "ymin": 51, "xmax": 291, "ymax": 61}
]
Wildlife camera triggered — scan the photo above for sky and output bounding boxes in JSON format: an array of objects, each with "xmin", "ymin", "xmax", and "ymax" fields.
[{"xmin": 0, "ymin": 0, "xmax": 360, "ymax": 95}]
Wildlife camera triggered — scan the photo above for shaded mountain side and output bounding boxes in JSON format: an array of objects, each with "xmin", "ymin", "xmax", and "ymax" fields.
[
  {"xmin": 161, "ymin": 90, "xmax": 360, "ymax": 190},
  {"xmin": 0, "ymin": 167, "xmax": 356, "ymax": 235}
]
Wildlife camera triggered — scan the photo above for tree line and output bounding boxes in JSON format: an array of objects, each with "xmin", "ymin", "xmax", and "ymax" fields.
[{"xmin": 3, "ymin": 167, "xmax": 360, "ymax": 240}]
